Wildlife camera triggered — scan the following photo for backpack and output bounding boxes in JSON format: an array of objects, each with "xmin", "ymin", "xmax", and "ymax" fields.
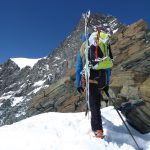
[
  {"xmin": 88, "ymin": 31, "xmax": 113, "ymax": 70},
  {"xmin": 88, "ymin": 31, "xmax": 112, "ymax": 89}
]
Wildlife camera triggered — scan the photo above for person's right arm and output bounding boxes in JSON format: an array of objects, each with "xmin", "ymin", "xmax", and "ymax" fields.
[{"xmin": 76, "ymin": 51, "xmax": 83, "ymax": 90}]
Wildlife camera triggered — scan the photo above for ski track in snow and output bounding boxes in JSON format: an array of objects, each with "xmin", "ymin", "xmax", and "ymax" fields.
[{"xmin": 0, "ymin": 106, "xmax": 149, "ymax": 150}]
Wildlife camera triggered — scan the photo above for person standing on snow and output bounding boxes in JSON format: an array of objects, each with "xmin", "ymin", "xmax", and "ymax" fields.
[{"xmin": 76, "ymin": 29, "xmax": 113, "ymax": 138}]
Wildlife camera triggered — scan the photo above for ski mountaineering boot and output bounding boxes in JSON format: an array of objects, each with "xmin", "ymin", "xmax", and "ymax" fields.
[{"xmin": 94, "ymin": 130, "xmax": 105, "ymax": 139}]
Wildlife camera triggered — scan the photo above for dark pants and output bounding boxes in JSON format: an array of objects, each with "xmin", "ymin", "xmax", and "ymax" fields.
[{"xmin": 89, "ymin": 83, "xmax": 102, "ymax": 131}]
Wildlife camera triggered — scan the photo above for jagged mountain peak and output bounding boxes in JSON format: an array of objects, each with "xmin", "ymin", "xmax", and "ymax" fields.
[
  {"xmin": 0, "ymin": 12, "xmax": 149, "ymax": 133},
  {"xmin": 76, "ymin": 12, "xmax": 123, "ymax": 36}
]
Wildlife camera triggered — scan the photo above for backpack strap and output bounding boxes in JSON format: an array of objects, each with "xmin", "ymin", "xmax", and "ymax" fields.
[
  {"xmin": 96, "ymin": 28, "xmax": 100, "ymax": 60},
  {"xmin": 103, "ymin": 42, "xmax": 109, "ymax": 57}
]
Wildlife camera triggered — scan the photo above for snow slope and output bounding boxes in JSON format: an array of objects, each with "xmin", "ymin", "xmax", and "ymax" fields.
[
  {"xmin": 11, "ymin": 57, "xmax": 42, "ymax": 69},
  {"xmin": 0, "ymin": 106, "xmax": 149, "ymax": 150}
]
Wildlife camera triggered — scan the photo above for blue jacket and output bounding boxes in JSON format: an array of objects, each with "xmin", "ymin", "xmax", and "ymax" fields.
[{"xmin": 76, "ymin": 51, "xmax": 83, "ymax": 88}]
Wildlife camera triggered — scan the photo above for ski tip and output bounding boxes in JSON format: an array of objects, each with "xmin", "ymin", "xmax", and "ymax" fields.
[
  {"xmin": 82, "ymin": 10, "xmax": 91, "ymax": 19},
  {"xmin": 87, "ymin": 10, "xmax": 91, "ymax": 17},
  {"xmin": 82, "ymin": 13, "xmax": 85, "ymax": 18}
]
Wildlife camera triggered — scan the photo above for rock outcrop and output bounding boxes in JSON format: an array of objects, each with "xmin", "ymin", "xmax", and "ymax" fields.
[
  {"xmin": 109, "ymin": 19, "xmax": 150, "ymax": 133},
  {"xmin": 28, "ymin": 68, "xmax": 86, "ymax": 117},
  {"xmin": 110, "ymin": 19, "xmax": 150, "ymax": 101}
]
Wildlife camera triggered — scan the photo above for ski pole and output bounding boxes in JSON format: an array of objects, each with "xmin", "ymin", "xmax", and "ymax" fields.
[{"xmin": 105, "ymin": 90, "xmax": 143, "ymax": 150}]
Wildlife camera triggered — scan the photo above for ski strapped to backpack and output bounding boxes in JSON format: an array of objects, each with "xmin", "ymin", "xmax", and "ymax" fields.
[
  {"xmin": 82, "ymin": 10, "xmax": 91, "ymax": 116},
  {"xmin": 82, "ymin": 11, "xmax": 114, "ymax": 116}
]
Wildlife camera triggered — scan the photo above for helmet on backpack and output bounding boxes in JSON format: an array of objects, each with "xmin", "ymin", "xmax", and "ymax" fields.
[{"xmin": 89, "ymin": 31, "xmax": 109, "ymax": 46}]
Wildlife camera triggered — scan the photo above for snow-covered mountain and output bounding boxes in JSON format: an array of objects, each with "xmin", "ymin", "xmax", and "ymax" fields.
[
  {"xmin": 10, "ymin": 58, "xmax": 42, "ymax": 69},
  {"xmin": 0, "ymin": 106, "xmax": 149, "ymax": 150},
  {"xmin": 0, "ymin": 12, "xmax": 149, "ymax": 135},
  {"xmin": 0, "ymin": 12, "xmax": 123, "ymax": 126}
]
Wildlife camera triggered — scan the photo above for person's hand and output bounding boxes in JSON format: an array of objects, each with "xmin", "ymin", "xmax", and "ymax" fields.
[
  {"xmin": 77, "ymin": 87, "xmax": 84, "ymax": 93},
  {"xmin": 103, "ymin": 85, "xmax": 109, "ymax": 93}
]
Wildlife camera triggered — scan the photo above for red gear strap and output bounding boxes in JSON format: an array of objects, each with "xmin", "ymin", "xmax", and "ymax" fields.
[{"xmin": 95, "ymin": 28, "xmax": 100, "ymax": 60}]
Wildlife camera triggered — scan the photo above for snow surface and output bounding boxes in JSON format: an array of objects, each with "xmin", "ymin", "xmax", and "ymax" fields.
[
  {"xmin": 112, "ymin": 28, "xmax": 118, "ymax": 34},
  {"xmin": 33, "ymin": 80, "xmax": 45, "ymax": 87},
  {"xmin": 0, "ymin": 106, "xmax": 149, "ymax": 150},
  {"xmin": 11, "ymin": 58, "xmax": 41, "ymax": 69},
  {"xmin": 55, "ymin": 57, "xmax": 61, "ymax": 60},
  {"xmin": 12, "ymin": 96, "xmax": 24, "ymax": 106},
  {"xmin": 0, "ymin": 94, "xmax": 12, "ymax": 100}
]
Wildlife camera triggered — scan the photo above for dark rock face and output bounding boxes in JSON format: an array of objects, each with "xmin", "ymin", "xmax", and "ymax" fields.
[
  {"xmin": 110, "ymin": 19, "xmax": 150, "ymax": 101},
  {"xmin": 109, "ymin": 19, "xmax": 150, "ymax": 133},
  {"xmin": 0, "ymin": 13, "xmax": 149, "ymax": 134},
  {"xmin": 122, "ymin": 101, "xmax": 150, "ymax": 134},
  {"xmin": 0, "ymin": 59, "xmax": 20, "ymax": 94}
]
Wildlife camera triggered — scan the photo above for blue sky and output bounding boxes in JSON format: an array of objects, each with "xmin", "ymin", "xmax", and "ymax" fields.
[{"xmin": 0, "ymin": 0, "xmax": 149, "ymax": 64}]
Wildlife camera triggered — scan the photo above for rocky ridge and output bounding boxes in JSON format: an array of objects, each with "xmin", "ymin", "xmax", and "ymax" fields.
[
  {"xmin": 0, "ymin": 13, "xmax": 149, "ymax": 133},
  {"xmin": 0, "ymin": 12, "xmax": 121, "ymax": 126},
  {"xmin": 28, "ymin": 19, "xmax": 150, "ymax": 133}
]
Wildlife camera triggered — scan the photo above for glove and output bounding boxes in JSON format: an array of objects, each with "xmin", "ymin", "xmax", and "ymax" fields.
[
  {"xmin": 77, "ymin": 87, "xmax": 84, "ymax": 93},
  {"xmin": 103, "ymin": 85, "xmax": 109, "ymax": 93}
]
